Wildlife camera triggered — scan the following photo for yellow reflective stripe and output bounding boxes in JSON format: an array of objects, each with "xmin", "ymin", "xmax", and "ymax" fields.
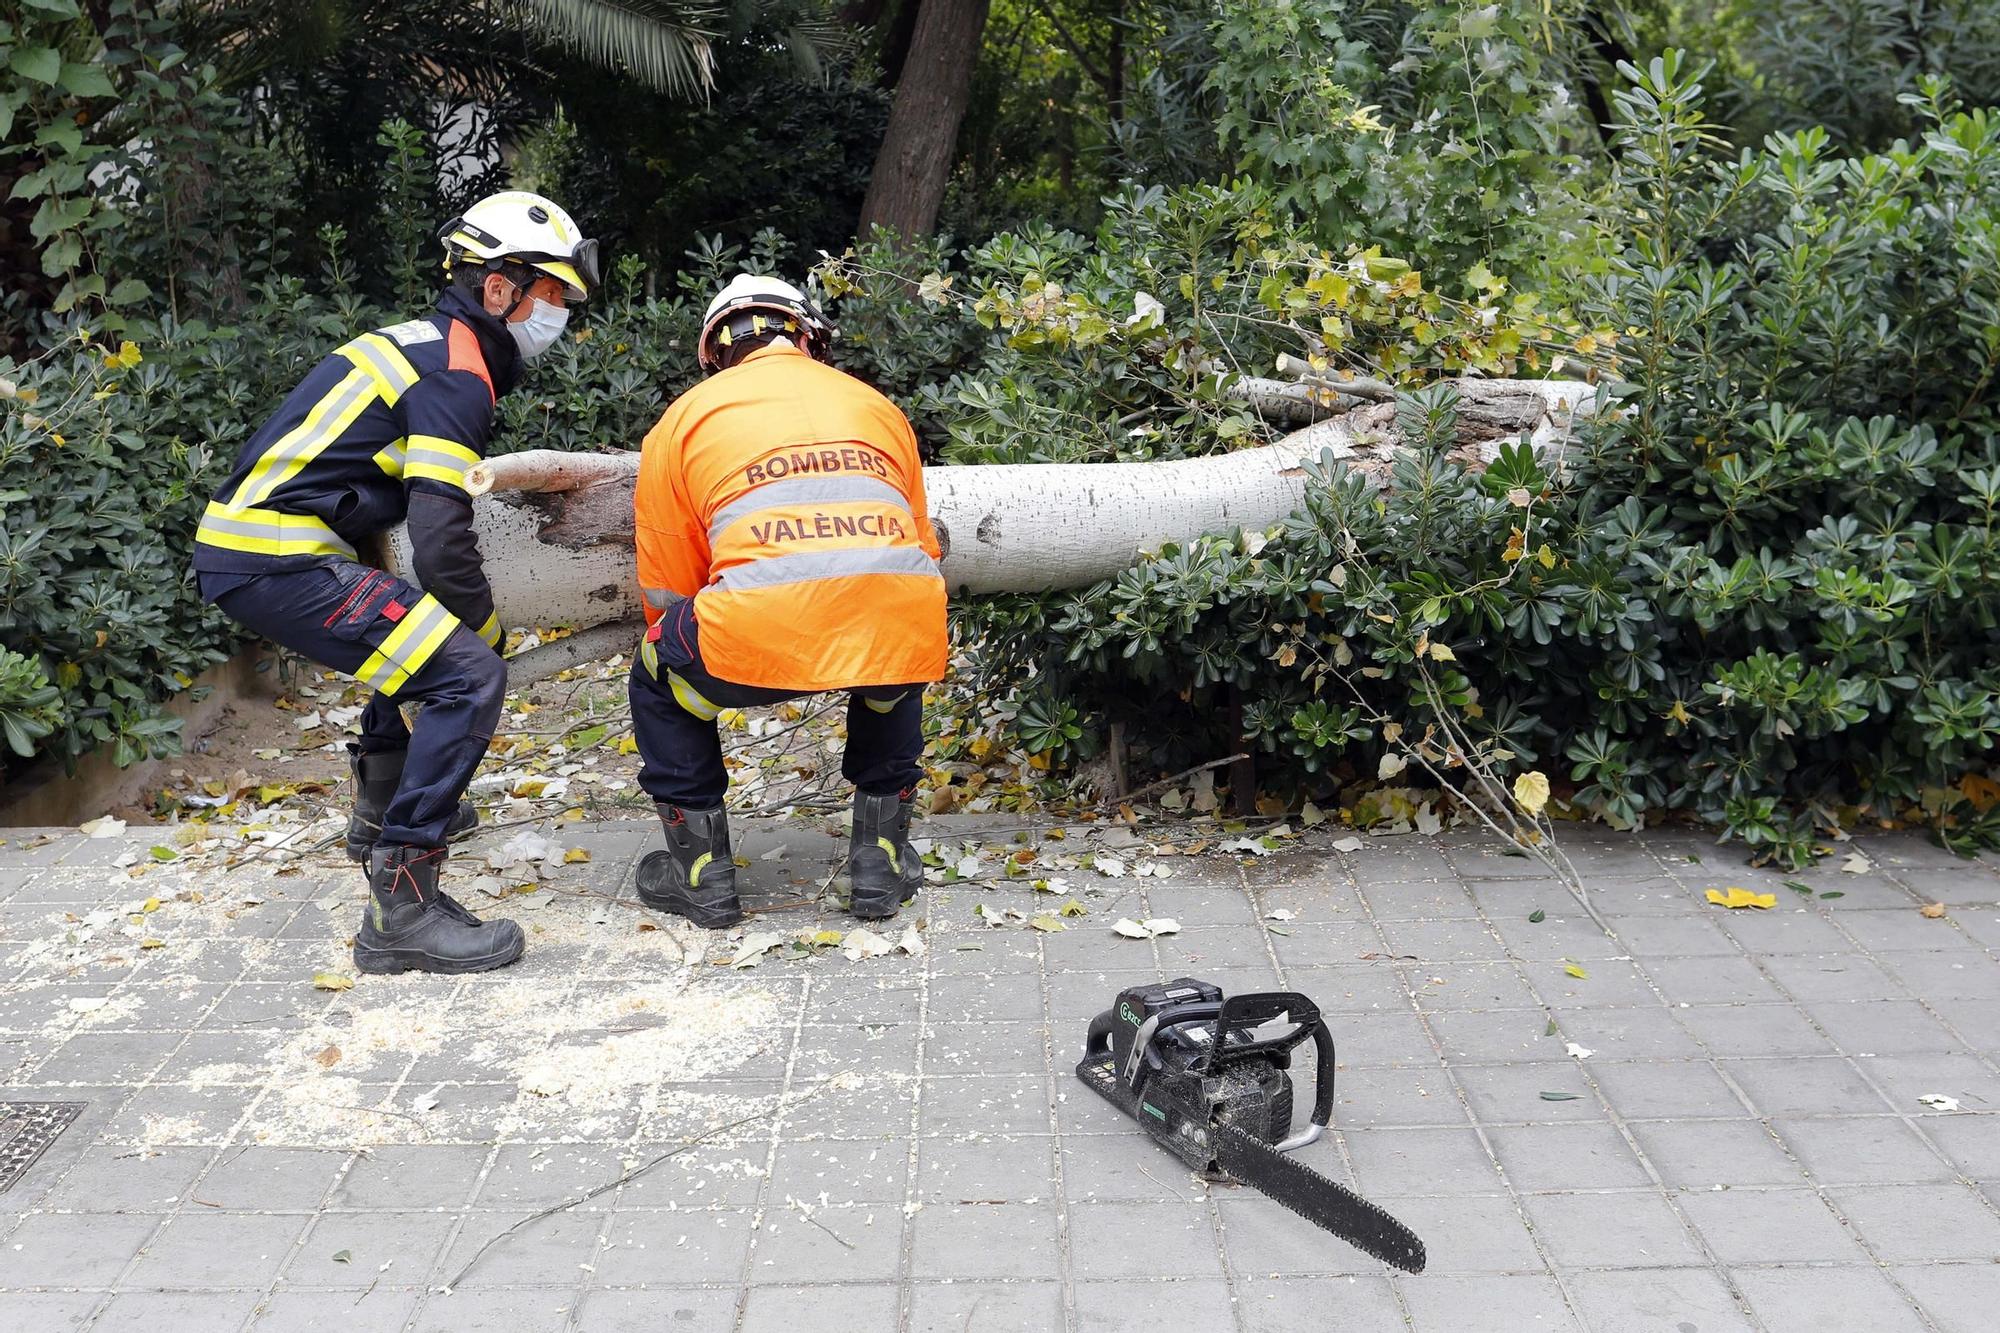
[
  {"xmin": 718, "ymin": 547, "xmax": 941, "ymax": 592},
  {"xmin": 475, "ymin": 610, "xmax": 501, "ymax": 647},
  {"xmin": 195, "ymin": 501, "xmax": 355, "ymax": 558},
  {"xmin": 354, "ymin": 594, "xmax": 460, "ymax": 697},
  {"xmin": 342, "ymin": 333, "xmax": 421, "ymax": 405},
  {"xmin": 688, "ymin": 851, "xmax": 713, "ymax": 887},
  {"xmin": 230, "ymin": 368, "xmax": 378, "ymax": 507},
  {"xmin": 404, "ymin": 435, "xmax": 482, "ymax": 489},
  {"xmin": 863, "ymin": 693, "xmax": 905, "ymax": 714},
  {"xmin": 667, "ymin": 669, "xmax": 722, "ymax": 721},
  {"xmin": 640, "ymin": 635, "xmax": 660, "ymax": 677},
  {"xmin": 374, "ymin": 438, "xmax": 407, "ymax": 478}
]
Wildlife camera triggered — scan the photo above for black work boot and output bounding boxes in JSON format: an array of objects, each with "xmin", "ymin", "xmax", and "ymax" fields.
[
  {"xmin": 848, "ymin": 789, "xmax": 923, "ymax": 920},
  {"xmin": 636, "ymin": 804, "xmax": 743, "ymax": 928},
  {"xmin": 353, "ymin": 844, "xmax": 525, "ymax": 975},
  {"xmin": 345, "ymin": 745, "xmax": 478, "ymax": 862}
]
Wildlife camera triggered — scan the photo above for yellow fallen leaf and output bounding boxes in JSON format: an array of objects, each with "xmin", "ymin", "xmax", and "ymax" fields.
[
  {"xmin": 1919, "ymin": 902, "xmax": 1947, "ymax": 919},
  {"xmin": 615, "ymin": 734, "xmax": 639, "ymax": 755},
  {"xmin": 1513, "ymin": 770, "xmax": 1551, "ymax": 816},
  {"xmin": 512, "ymin": 779, "xmax": 549, "ymax": 798},
  {"xmin": 140, "ymin": 897, "xmax": 161, "ymax": 913},
  {"xmin": 140, "ymin": 938, "xmax": 164, "ymax": 949},
  {"xmin": 311, "ymin": 972, "xmax": 355, "ymax": 991},
  {"xmin": 1705, "ymin": 887, "xmax": 1776, "ymax": 910},
  {"xmin": 563, "ymin": 848, "xmax": 591, "ymax": 864}
]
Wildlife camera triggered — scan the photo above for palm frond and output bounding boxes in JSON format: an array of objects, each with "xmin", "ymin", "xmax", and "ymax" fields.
[{"xmin": 509, "ymin": 0, "xmax": 720, "ymax": 99}]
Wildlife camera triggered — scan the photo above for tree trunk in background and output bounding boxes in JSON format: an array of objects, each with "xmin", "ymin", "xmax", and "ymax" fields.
[
  {"xmin": 857, "ymin": 0, "xmax": 991, "ymax": 243},
  {"xmin": 396, "ymin": 379, "xmax": 1596, "ymax": 687}
]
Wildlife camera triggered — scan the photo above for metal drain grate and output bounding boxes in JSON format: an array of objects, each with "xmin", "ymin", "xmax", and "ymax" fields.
[{"xmin": 0, "ymin": 1101, "xmax": 85, "ymax": 1194}]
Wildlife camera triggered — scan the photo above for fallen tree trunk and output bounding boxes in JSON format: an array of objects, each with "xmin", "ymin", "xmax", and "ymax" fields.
[{"xmin": 380, "ymin": 378, "xmax": 1594, "ymax": 687}]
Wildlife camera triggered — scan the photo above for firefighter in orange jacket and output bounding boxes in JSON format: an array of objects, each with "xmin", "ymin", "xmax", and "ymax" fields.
[{"xmin": 630, "ymin": 275, "xmax": 946, "ymax": 928}]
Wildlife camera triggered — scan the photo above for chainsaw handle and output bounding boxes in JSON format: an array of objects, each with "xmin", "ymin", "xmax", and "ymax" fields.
[
  {"xmin": 1196, "ymin": 992, "xmax": 1336, "ymax": 1152},
  {"xmin": 1274, "ymin": 1018, "xmax": 1337, "ymax": 1151}
]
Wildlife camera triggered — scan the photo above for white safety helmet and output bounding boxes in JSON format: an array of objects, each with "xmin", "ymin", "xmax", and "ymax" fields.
[
  {"xmin": 698, "ymin": 273, "xmax": 832, "ymax": 372},
  {"xmin": 438, "ymin": 190, "xmax": 600, "ymax": 302}
]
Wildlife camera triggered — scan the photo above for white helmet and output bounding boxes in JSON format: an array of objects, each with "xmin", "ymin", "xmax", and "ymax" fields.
[
  {"xmin": 439, "ymin": 190, "xmax": 599, "ymax": 301},
  {"xmin": 699, "ymin": 273, "xmax": 831, "ymax": 372}
]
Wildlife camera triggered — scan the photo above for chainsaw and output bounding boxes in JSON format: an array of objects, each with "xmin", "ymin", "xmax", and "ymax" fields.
[{"xmin": 1078, "ymin": 977, "xmax": 1426, "ymax": 1273}]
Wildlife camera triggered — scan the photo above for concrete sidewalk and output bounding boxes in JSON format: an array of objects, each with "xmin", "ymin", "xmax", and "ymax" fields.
[{"xmin": 1, "ymin": 817, "xmax": 1996, "ymax": 1332}]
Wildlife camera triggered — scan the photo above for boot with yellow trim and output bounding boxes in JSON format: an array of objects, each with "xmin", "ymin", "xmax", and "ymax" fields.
[
  {"xmin": 848, "ymin": 788, "xmax": 923, "ymax": 920},
  {"xmin": 636, "ymin": 804, "xmax": 744, "ymax": 928},
  {"xmin": 353, "ymin": 843, "xmax": 525, "ymax": 974},
  {"xmin": 344, "ymin": 745, "xmax": 479, "ymax": 862}
]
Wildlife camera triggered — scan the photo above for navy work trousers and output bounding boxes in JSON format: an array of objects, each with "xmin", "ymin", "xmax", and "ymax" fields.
[
  {"xmin": 629, "ymin": 597, "xmax": 923, "ymax": 810},
  {"xmin": 198, "ymin": 561, "xmax": 505, "ymax": 848}
]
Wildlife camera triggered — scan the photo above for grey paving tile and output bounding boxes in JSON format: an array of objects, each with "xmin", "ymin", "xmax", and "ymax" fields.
[
  {"xmin": 1892, "ymin": 867, "xmax": 2000, "ymax": 906},
  {"xmin": 1675, "ymin": 1004, "xmax": 1837, "ymax": 1059},
  {"xmin": 1639, "ymin": 955, "xmax": 1784, "ymax": 1006},
  {"xmin": 1401, "ymin": 1273, "xmax": 1580, "ymax": 1333},
  {"xmin": 1361, "ymin": 879, "xmax": 1479, "ymax": 920},
  {"xmin": 1234, "ymin": 1275, "xmax": 1405, "ymax": 1330},
  {"xmin": 1343, "ymin": 1126, "xmax": 1504, "ymax": 1197},
  {"xmin": 1273, "ymin": 957, "xmax": 1412, "ymax": 1010},
  {"xmin": 194, "ymin": 1146, "xmax": 348, "ymax": 1211},
  {"xmin": 0, "ymin": 1292, "xmax": 99, "ymax": 1331},
  {"xmin": 1718, "ymin": 1058, "xmax": 1893, "ymax": 1118},
  {"xmin": 1407, "ymin": 960, "xmax": 1541, "ymax": 1012},
  {"xmin": 1774, "ymin": 1116, "xmax": 1959, "ymax": 1185},
  {"xmin": 285, "ymin": 1210, "xmax": 457, "ymax": 1285},
  {"xmin": 33, "ymin": 1030, "xmax": 185, "ymax": 1084},
  {"xmin": 1587, "ymin": 1060, "xmax": 1750, "ymax": 1120},
  {"xmin": 745, "ymin": 1201, "xmax": 901, "ymax": 1283},
  {"xmin": 1365, "ymin": 1193, "xmax": 1546, "ymax": 1276},
  {"xmin": 1058, "ymin": 1134, "xmax": 1209, "ymax": 1204},
  {"xmin": 327, "ymin": 1144, "xmax": 490, "ymax": 1209},
  {"xmin": 1335, "ymin": 1065, "xmax": 1474, "ymax": 1127},
  {"xmin": 1565, "ymin": 1267, "xmax": 1756, "ymax": 1333},
  {"xmin": 1809, "ymin": 999, "xmax": 1968, "ymax": 1056},
  {"xmin": 909, "ymin": 1202, "xmax": 1061, "ymax": 1280},
  {"xmin": 28, "ymin": 1145, "xmax": 215, "ymax": 1213},
  {"xmin": 1487, "ymin": 911, "xmax": 1630, "ymax": 962},
  {"xmin": 1533, "ymin": 957, "xmax": 1659, "ymax": 1009},
  {"xmin": 924, "ymin": 1020, "xmax": 1047, "ymax": 1074},
  {"xmin": 1731, "ymin": 1265, "xmax": 1927, "ymax": 1333},
  {"xmin": 1328, "ymin": 1009, "xmax": 1437, "ymax": 1067},
  {"xmin": 1454, "ymin": 1063, "xmax": 1603, "ymax": 1125},
  {"xmin": 740, "ymin": 1283, "xmax": 901, "ymax": 1331},
  {"xmin": 1556, "ymin": 1005, "xmax": 1706, "ymax": 1061},
  {"xmin": 1377, "ymin": 918, "xmax": 1505, "ymax": 963},
  {"xmin": 1870, "ymin": 949, "xmax": 2000, "ymax": 1000},
  {"xmin": 1891, "ymin": 1261, "xmax": 2000, "ymax": 1333},
  {"xmin": 794, "ymin": 1018, "xmax": 921, "ymax": 1079},
  {"xmin": 591, "ymin": 1207, "xmax": 754, "ymax": 1286},
  {"xmin": 92, "ymin": 1289, "xmax": 263, "ymax": 1329},
  {"xmin": 1924, "ymin": 1113, "xmax": 2000, "ymax": 1180},
  {"xmin": 1521, "ymin": 1189, "xmax": 1703, "ymax": 1269},
  {"xmin": 1612, "ymin": 914, "xmax": 1738, "ymax": 958},
  {"xmin": 1628, "ymin": 1118, "xmax": 1808, "ymax": 1189},
  {"xmin": 1828, "ymin": 1182, "xmax": 2000, "ymax": 1262},
  {"xmin": 1070, "ymin": 1201, "xmax": 1224, "ymax": 1279},
  {"xmin": 437, "ymin": 1209, "xmax": 605, "ymax": 1288},
  {"xmin": 474, "ymin": 1143, "xmax": 633, "ymax": 1209},
  {"xmin": 125, "ymin": 1211, "xmax": 309, "ymax": 1288},
  {"xmin": 916, "ymin": 1132, "xmax": 1052, "ymax": 1203},
  {"xmin": 918, "ymin": 1073, "xmax": 1051, "ymax": 1136},
  {"xmin": 1428, "ymin": 1010, "xmax": 1568, "ymax": 1065},
  {"xmin": 2, "ymin": 1210, "xmax": 161, "ymax": 1285},
  {"xmin": 766, "ymin": 1136, "xmax": 909, "ymax": 1203},
  {"xmin": 1073, "ymin": 1278, "xmax": 1236, "ymax": 1333},
  {"xmin": 1676, "ymin": 1188, "xmax": 1865, "ymax": 1264},
  {"xmin": 1487, "ymin": 1122, "xmax": 1653, "ymax": 1192},
  {"xmin": 1863, "ymin": 1053, "xmax": 2000, "ymax": 1115},
  {"xmin": 1715, "ymin": 909, "xmax": 1859, "ymax": 956},
  {"xmin": 908, "ymin": 1280, "xmax": 1064, "ymax": 1332},
  {"xmin": 407, "ymin": 1287, "xmax": 575, "ymax": 1331}
]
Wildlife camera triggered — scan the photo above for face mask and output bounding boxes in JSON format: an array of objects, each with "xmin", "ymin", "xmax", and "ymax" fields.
[{"xmin": 507, "ymin": 296, "xmax": 569, "ymax": 362}]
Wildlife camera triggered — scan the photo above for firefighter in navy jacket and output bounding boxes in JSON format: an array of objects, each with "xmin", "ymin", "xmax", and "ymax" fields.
[{"xmin": 192, "ymin": 191, "xmax": 599, "ymax": 975}]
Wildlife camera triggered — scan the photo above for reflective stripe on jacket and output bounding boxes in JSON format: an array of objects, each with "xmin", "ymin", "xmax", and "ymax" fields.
[
  {"xmin": 634, "ymin": 342, "xmax": 947, "ymax": 692},
  {"xmin": 192, "ymin": 287, "xmax": 516, "ymax": 649}
]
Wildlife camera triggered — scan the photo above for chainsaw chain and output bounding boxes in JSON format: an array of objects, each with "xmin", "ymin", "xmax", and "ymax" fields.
[{"xmin": 1215, "ymin": 1121, "xmax": 1427, "ymax": 1273}]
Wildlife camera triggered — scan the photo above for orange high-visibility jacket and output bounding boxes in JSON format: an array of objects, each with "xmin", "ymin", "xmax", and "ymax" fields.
[{"xmin": 634, "ymin": 342, "xmax": 947, "ymax": 692}]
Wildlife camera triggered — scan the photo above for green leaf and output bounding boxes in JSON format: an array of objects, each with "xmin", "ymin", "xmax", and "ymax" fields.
[
  {"xmin": 331, "ymin": 1248, "xmax": 352, "ymax": 1264},
  {"xmin": 21, "ymin": 0, "xmax": 86, "ymax": 16},
  {"xmin": 1783, "ymin": 880, "xmax": 1814, "ymax": 896},
  {"xmin": 57, "ymin": 61, "xmax": 115, "ymax": 99},
  {"xmin": 1817, "ymin": 891, "xmax": 1844, "ymax": 900},
  {"xmin": 1528, "ymin": 909, "xmax": 1545, "ymax": 923},
  {"xmin": 1544, "ymin": 1019, "xmax": 1558, "ymax": 1036},
  {"xmin": 148, "ymin": 845, "xmax": 177, "ymax": 862},
  {"xmin": 107, "ymin": 277, "xmax": 149, "ymax": 305},
  {"xmin": 568, "ymin": 724, "xmax": 607, "ymax": 748},
  {"xmin": 11, "ymin": 46, "xmax": 61, "ymax": 86},
  {"xmin": 1538, "ymin": 1091, "xmax": 1581, "ymax": 1102},
  {"xmin": 34, "ymin": 120, "xmax": 82, "ymax": 156}
]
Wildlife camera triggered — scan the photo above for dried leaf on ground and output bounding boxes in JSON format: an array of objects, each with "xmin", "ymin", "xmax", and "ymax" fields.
[
  {"xmin": 1705, "ymin": 887, "xmax": 1776, "ymax": 910},
  {"xmin": 311, "ymin": 972, "xmax": 355, "ymax": 992},
  {"xmin": 1028, "ymin": 914, "xmax": 1066, "ymax": 932},
  {"xmin": 1841, "ymin": 852, "xmax": 1872, "ymax": 875},
  {"xmin": 729, "ymin": 932, "xmax": 784, "ymax": 968},
  {"xmin": 842, "ymin": 928, "xmax": 894, "ymax": 961},
  {"xmin": 1919, "ymin": 902, "xmax": 1947, "ymax": 919},
  {"xmin": 1331, "ymin": 836, "xmax": 1364, "ymax": 853}
]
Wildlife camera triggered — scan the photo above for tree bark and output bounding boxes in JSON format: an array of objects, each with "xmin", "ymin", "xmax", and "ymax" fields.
[
  {"xmin": 856, "ymin": 0, "xmax": 992, "ymax": 243},
  {"xmin": 400, "ymin": 378, "xmax": 1595, "ymax": 685}
]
